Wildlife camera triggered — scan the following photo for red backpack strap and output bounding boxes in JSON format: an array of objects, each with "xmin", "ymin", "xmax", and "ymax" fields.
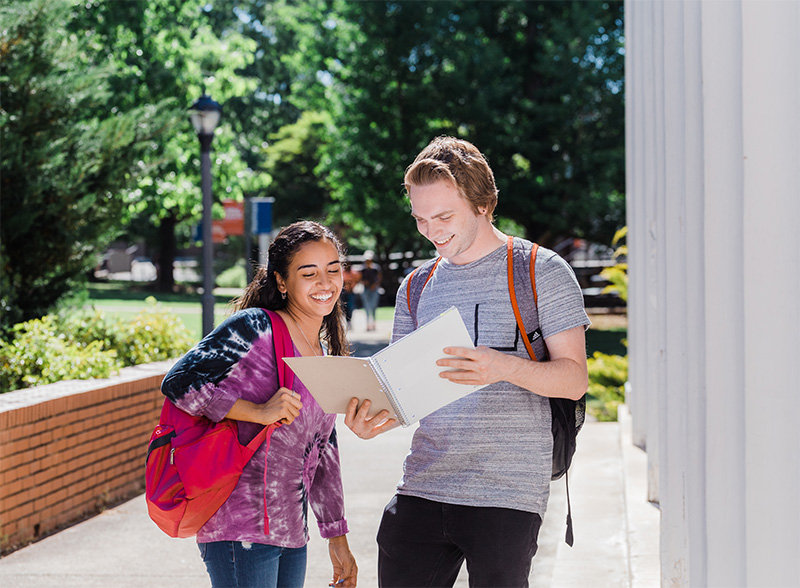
[
  {"xmin": 264, "ymin": 309, "xmax": 295, "ymax": 390},
  {"xmin": 507, "ymin": 236, "xmax": 539, "ymax": 362},
  {"xmin": 257, "ymin": 309, "xmax": 297, "ymax": 534},
  {"xmin": 530, "ymin": 242, "xmax": 539, "ymax": 307}
]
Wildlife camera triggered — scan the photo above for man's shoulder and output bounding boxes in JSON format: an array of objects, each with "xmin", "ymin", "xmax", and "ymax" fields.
[
  {"xmin": 511, "ymin": 236, "xmax": 556, "ymax": 260},
  {"xmin": 510, "ymin": 238, "xmax": 571, "ymax": 274},
  {"xmin": 413, "ymin": 256, "xmax": 440, "ymax": 273},
  {"xmin": 404, "ymin": 257, "xmax": 441, "ymax": 288}
]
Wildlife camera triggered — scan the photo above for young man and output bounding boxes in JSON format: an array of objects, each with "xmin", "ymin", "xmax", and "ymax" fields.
[{"xmin": 345, "ymin": 136, "xmax": 590, "ymax": 587}]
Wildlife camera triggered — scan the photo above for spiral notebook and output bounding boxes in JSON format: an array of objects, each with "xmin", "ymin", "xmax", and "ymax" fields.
[{"xmin": 283, "ymin": 306, "xmax": 485, "ymax": 427}]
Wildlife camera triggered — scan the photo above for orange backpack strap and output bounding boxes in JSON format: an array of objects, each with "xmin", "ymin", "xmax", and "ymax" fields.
[
  {"xmin": 406, "ymin": 256, "xmax": 442, "ymax": 327},
  {"xmin": 405, "ymin": 267, "xmax": 418, "ymax": 314},
  {"xmin": 509, "ymin": 237, "xmax": 575, "ymax": 546},
  {"xmin": 507, "ymin": 236, "xmax": 538, "ymax": 362}
]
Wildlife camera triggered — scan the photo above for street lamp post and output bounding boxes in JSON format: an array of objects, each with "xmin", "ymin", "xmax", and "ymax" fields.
[{"xmin": 188, "ymin": 92, "xmax": 222, "ymax": 337}]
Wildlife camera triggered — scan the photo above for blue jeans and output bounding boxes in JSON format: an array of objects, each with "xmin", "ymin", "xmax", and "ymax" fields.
[
  {"xmin": 198, "ymin": 541, "xmax": 307, "ymax": 588},
  {"xmin": 361, "ymin": 288, "xmax": 380, "ymax": 321}
]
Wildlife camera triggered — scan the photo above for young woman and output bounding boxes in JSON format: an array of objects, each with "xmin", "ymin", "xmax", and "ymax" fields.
[{"xmin": 161, "ymin": 221, "xmax": 358, "ymax": 588}]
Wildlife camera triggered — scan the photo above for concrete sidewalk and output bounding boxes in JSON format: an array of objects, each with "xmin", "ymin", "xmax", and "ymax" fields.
[{"xmin": 0, "ymin": 313, "xmax": 659, "ymax": 587}]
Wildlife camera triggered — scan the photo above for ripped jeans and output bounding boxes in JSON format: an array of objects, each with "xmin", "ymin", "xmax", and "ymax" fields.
[{"xmin": 198, "ymin": 541, "xmax": 307, "ymax": 588}]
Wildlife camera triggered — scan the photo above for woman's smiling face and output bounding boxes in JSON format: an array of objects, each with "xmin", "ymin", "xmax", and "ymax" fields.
[{"xmin": 276, "ymin": 239, "xmax": 343, "ymax": 320}]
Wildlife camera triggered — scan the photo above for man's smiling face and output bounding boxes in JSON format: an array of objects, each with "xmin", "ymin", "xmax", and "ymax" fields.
[{"xmin": 408, "ymin": 180, "xmax": 487, "ymax": 265}]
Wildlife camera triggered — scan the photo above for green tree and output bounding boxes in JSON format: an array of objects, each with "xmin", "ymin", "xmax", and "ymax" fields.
[
  {"xmin": 223, "ymin": 0, "xmax": 343, "ymax": 233},
  {"xmin": 321, "ymin": 1, "xmax": 447, "ymax": 261},
  {"xmin": 261, "ymin": 111, "xmax": 332, "ymax": 226},
  {"xmin": 0, "ymin": 0, "xmax": 173, "ymax": 331},
  {"xmin": 67, "ymin": 0, "xmax": 267, "ymax": 292},
  {"xmin": 323, "ymin": 1, "xmax": 625, "ymax": 258}
]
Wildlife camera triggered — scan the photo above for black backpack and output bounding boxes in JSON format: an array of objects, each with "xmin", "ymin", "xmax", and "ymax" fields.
[{"xmin": 405, "ymin": 236, "xmax": 584, "ymax": 546}]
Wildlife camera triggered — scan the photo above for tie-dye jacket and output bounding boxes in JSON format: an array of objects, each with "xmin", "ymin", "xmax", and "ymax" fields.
[{"xmin": 161, "ymin": 308, "xmax": 349, "ymax": 547}]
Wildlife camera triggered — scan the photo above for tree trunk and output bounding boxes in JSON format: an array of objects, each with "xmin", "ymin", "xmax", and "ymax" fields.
[{"xmin": 156, "ymin": 213, "xmax": 177, "ymax": 292}]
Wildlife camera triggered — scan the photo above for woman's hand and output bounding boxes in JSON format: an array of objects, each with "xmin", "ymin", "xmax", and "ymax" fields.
[
  {"xmin": 328, "ymin": 535, "xmax": 358, "ymax": 587},
  {"xmin": 259, "ymin": 387, "xmax": 303, "ymax": 425},
  {"xmin": 344, "ymin": 398, "xmax": 398, "ymax": 439},
  {"xmin": 225, "ymin": 389, "xmax": 303, "ymax": 426}
]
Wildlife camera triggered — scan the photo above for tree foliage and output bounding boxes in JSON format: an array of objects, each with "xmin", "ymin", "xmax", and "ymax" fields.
[
  {"xmin": 2, "ymin": 0, "xmax": 626, "ymax": 331},
  {"xmin": 260, "ymin": 111, "xmax": 332, "ymax": 226},
  {"xmin": 66, "ymin": 0, "xmax": 268, "ymax": 292},
  {"xmin": 0, "ymin": 0, "xmax": 174, "ymax": 330},
  {"xmin": 322, "ymin": 0, "xmax": 625, "ymax": 255}
]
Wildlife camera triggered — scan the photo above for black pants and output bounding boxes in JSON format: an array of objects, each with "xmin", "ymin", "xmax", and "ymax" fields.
[{"xmin": 377, "ymin": 494, "xmax": 542, "ymax": 588}]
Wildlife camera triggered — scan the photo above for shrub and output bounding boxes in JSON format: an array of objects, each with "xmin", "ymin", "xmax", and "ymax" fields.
[
  {"xmin": 216, "ymin": 262, "xmax": 247, "ymax": 289},
  {"xmin": 586, "ymin": 227, "xmax": 629, "ymax": 421},
  {"xmin": 0, "ymin": 316, "xmax": 119, "ymax": 392},
  {"xmin": 586, "ymin": 351, "xmax": 628, "ymax": 422},
  {"xmin": 112, "ymin": 298, "xmax": 195, "ymax": 365},
  {"xmin": 0, "ymin": 299, "xmax": 194, "ymax": 393},
  {"xmin": 599, "ymin": 226, "xmax": 628, "ymax": 302}
]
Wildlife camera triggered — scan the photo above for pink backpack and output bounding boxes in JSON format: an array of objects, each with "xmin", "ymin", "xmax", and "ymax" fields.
[{"xmin": 145, "ymin": 309, "xmax": 294, "ymax": 538}]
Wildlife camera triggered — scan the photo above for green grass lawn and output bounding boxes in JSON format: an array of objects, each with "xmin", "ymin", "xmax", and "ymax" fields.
[
  {"xmin": 85, "ymin": 283, "xmax": 399, "ymax": 343},
  {"xmin": 86, "ymin": 283, "xmax": 627, "ymax": 355},
  {"xmin": 85, "ymin": 282, "xmax": 241, "ymax": 342}
]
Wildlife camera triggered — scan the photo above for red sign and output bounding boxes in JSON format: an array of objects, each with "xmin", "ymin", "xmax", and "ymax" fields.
[
  {"xmin": 211, "ymin": 221, "xmax": 227, "ymax": 244},
  {"xmin": 219, "ymin": 199, "xmax": 244, "ymax": 236}
]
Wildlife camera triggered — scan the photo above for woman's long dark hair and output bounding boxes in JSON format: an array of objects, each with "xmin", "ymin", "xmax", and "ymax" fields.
[{"xmin": 233, "ymin": 221, "xmax": 350, "ymax": 357}]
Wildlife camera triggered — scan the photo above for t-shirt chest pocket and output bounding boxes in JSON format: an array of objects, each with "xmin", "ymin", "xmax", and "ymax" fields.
[{"xmin": 471, "ymin": 303, "xmax": 528, "ymax": 355}]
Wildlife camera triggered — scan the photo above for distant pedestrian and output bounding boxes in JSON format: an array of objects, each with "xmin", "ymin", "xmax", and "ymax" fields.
[
  {"xmin": 161, "ymin": 221, "xmax": 358, "ymax": 588},
  {"xmin": 341, "ymin": 264, "xmax": 361, "ymax": 326},
  {"xmin": 359, "ymin": 251, "xmax": 382, "ymax": 331},
  {"xmin": 345, "ymin": 137, "xmax": 589, "ymax": 587}
]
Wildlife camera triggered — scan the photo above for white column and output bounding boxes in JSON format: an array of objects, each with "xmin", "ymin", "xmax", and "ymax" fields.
[
  {"xmin": 641, "ymin": 0, "xmax": 663, "ymax": 506},
  {"xmin": 661, "ymin": 1, "xmax": 690, "ymax": 584},
  {"xmin": 681, "ymin": 2, "xmax": 708, "ymax": 586},
  {"xmin": 625, "ymin": 0, "xmax": 648, "ymax": 451},
  {"xmin": 741, "ymin": 1, "xmax": 800, "ymax": 585},
  {"xmin": 627, "ymin": 1, "xmax": 800, "ymax": 585},
  {"xmin": 700, "ymin": 1, "xmax": 747, "ymax": 585}
]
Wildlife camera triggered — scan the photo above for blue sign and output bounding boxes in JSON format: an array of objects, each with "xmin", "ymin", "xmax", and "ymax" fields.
[{"xmin": 250, "ymin": 198, "xmax": 274, "ymax": 235}]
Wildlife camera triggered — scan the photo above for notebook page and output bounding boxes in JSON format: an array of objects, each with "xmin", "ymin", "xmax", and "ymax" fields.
[{"xmin": 370, "ymin": 306, "xmax": 485, "ymax": 425}]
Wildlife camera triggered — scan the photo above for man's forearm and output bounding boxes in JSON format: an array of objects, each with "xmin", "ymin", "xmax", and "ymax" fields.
[{"xmin": 504, "ymin": 353, "xmax": 589, "ymax": 400}]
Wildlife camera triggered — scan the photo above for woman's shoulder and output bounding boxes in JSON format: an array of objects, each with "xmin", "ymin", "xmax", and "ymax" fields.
[{"xmin": 211, "ymin": 307, "xmax": 274, "ymax": 342}]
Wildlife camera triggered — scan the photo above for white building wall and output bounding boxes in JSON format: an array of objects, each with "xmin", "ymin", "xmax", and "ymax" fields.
[{"xmin": 625, "ymin": 1, "xmax": 800, "ymax": 586}]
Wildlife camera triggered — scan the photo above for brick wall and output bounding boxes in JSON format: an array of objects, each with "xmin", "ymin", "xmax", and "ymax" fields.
[{"xmin": 0, "ymin": 361, "xmax": 174, "ymax": 555}]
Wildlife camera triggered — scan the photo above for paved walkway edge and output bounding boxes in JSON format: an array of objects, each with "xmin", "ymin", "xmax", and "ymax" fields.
[{"xmin": 619, "ymin": 404, "xmax": 661, "ymax": 587}]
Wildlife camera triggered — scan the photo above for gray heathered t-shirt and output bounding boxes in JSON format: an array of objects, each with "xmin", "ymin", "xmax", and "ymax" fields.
[{"xmin": 391, "ymin": 240, "xmax": 590, "ymax": 516}]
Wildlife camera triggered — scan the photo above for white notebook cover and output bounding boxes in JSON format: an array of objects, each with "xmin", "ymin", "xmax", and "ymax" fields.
[{"xmin": 283, "ymin": 307, "xmax": 485, "ymax": 426}]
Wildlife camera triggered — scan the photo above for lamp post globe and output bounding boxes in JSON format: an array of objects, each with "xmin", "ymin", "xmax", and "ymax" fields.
[{"xmin": 188, "ymin": 92, "xmax": 222, "ymax": 336}]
